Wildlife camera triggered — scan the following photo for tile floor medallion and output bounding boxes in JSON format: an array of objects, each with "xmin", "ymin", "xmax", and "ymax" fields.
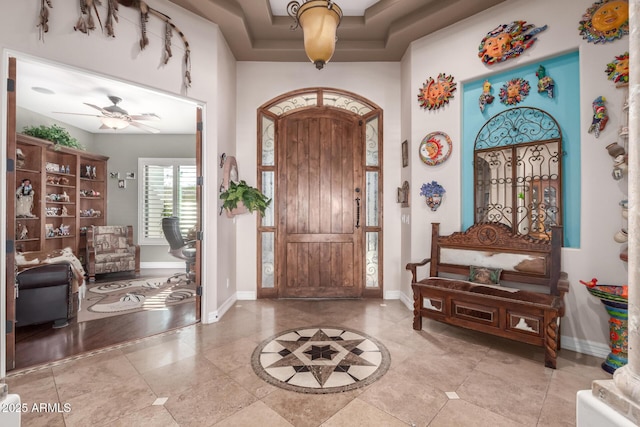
[{"xmin": 251, "ymin": 326, "xmax": 391, "ymax": 394}]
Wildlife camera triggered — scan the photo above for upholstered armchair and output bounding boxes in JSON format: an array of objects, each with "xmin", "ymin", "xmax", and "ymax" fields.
[{"xmin": 86, "ymin": 225, "xmax": 140, "ymax": 282}]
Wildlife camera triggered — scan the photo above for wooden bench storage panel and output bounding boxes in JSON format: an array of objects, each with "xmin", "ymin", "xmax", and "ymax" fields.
[{"xmin": 406, "ymin": 222, "xmax": 569, "ymax": 369}]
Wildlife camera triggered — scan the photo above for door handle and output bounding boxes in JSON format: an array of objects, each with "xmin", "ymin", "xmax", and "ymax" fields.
[{"xmin": 355, "ymin": 197, "xmax": 361, "ymax": 229}]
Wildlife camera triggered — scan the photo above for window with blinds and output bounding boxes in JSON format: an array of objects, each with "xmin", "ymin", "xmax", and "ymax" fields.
[{"xmin": 138, "ymin": 158, "xmax": 197, "ymax": 244}]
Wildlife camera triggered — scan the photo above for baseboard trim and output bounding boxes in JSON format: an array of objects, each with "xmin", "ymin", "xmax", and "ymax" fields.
[
  {"xmin": 206, "ymin": 293, "xmax": 237, "ymax": 323},
  {"xmin": 383, "ymin": 290, "xmax": 401, "ymax": 300},
  {"xmin": 236, "ymin": 291, "xmax": 257, "ymax": 300},
  {"xmin": 560, "ymin": 336, "xmax": 611, "ymax": 359},
  {"xmin": 140, "ymin": 262, "xmax": 184, "ymax": 269},
  {"xmin": 398, "ymin": 291, "xmax": 413, "ymax": 311}
]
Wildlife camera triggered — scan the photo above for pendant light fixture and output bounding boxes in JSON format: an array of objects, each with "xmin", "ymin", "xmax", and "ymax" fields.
[{"xmin": 287, "ymin": 0, "xmax": 343, "ymax": 70}]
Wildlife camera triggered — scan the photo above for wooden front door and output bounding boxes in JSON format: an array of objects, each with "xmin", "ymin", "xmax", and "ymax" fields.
[{"xmin": 277, "ymin": 108, "xmax": 364, "ymax": 298}]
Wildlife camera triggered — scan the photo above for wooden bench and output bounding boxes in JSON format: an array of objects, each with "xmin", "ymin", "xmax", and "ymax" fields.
[{"xmin": 406, "ymin": 222, "xmax": 569, "ymax": 369}]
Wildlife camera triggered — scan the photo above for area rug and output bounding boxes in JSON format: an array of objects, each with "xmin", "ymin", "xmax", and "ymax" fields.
[
  {"xmin": 77, "ymin": 277, "xmax": 196, "ymax": 323},
  {"xmin": 251, "ymin": 326, "xmax": 391, "ymax": 394}
]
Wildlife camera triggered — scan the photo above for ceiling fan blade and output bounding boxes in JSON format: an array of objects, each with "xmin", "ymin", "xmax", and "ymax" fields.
[
  {"xmin": 53, "ymin": 111, "xmax": 103, "ymax": 117},
  {"xmin": 129, "ymin": 120, "xmax": 160, "ymax": 134},
  {"xmin": 83, "ymin": 103, "xmax": 110, "ymax": 114},
  {"xmin": 129, "ymin": 113, "xmax": 160, "ymax": 121}
]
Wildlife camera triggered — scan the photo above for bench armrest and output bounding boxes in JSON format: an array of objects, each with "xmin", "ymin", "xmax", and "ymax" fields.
[{"xmin": 405, "ymin": 258, "xmax": 431, "ymax": 283}]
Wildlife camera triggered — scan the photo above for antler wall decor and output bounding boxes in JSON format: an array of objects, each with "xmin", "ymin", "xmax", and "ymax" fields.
[{"xmin": 37, "ymin": 0, "xmax": 192, "ymax": 90}]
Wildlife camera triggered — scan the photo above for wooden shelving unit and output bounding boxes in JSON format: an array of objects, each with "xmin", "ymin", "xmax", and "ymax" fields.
[{"xmin": 15, "ymin": 134, "xmax": 109, "ymax": 263}]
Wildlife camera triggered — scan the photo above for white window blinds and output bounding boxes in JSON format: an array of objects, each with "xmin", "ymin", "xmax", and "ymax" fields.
[{"xmin": 138, "ymin": 158, "xmax": 196, "ymax": 244}]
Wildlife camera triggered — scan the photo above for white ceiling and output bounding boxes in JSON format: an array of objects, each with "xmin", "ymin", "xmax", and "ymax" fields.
[{"xmin": 17, "ymin": 57, "xmax": 198, "ymax": 135}]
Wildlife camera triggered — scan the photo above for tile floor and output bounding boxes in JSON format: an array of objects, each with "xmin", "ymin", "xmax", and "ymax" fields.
[{"xmin": 6, "ymin": 299, "xmax": 611, "ymax": 426}]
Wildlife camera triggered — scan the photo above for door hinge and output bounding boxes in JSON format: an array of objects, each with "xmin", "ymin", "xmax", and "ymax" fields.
[
  {"xmin": 196, "ymin": 176, "xmax": 204, "ymax": 186},
  {"xmin": 196, "ymin": 231, "xmax": 204, "ymax": 241},
  {"xmin": 6, "ymin": 239, "xmax": 14, "ymax": 254},
  {"xmin": 197, "ymin": 121, "xmax": 203, "ymax": 131},
  {"xmin": 196, "ymin": 285, "xmax": 203, "ymax": 296},
  {"xmin": 359, "ymin": 120, "xmax": 363, "ymax": 126},
  {"xmin": 7, "ymin": 78, "xmax": 15, "ymax": 92},
  {"xmin": 7, "ymin": 158, "xmax": 14, "ymax": 172},
  {"xmin": 6, "ymin": 320, "xmax": 13, "ymax": 334}
]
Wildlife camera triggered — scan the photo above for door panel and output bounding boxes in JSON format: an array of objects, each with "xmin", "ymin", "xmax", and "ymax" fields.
[{"xmin": 278, "ymin": 109, "xmax": 363, "ymax": 298}]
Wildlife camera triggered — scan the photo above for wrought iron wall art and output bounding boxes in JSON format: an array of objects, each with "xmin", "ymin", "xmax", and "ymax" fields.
[{"xmin": 474, "ymin": 107, "xmax": 562, "ymax": 240}]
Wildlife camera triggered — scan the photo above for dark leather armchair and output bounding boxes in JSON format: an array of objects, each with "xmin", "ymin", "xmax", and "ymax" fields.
[
  {"xmin": 16, "ymin": 263, "xmax": 74, "ymax": 328},
  {"xmin": 162, "ymin": 217, "xmax": 196, "ymax": 283}
]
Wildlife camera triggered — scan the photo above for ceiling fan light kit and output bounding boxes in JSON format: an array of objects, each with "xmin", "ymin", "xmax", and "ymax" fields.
[
  {"xmin": 100, "ymin": 117, "xmax": 130, "ymax": 130},
  {"xmin": 55, "ymin": 95, "xmax": 160, "ymax": 134},
  {"xmin": 288, "ymin": 0, "xmax": 343, "ymax": 70}
]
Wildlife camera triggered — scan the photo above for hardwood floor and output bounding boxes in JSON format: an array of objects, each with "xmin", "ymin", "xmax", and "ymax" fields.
[{"xmin": 13, "ymin": 269, "xmax": 198, "ymax": 371}]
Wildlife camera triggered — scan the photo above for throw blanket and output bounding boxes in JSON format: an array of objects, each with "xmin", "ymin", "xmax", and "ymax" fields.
[{"xmin": 15, "ymin": 247, "xmax": 86, "ymax": 295}]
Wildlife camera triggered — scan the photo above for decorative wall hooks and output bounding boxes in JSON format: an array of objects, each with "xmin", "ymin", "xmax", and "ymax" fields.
[
  {"xmin": 605, "ymin": 52, "xmax": 629, "ymax": 85},
  {"xmin": 579, "ymin": 0, "xmax": 629, "ymax": 44},
  {"xmin": 418, "ymin": 73, "xmax": 457, "ymax": 110},
  {"xmin": 478, "ymin": 21, "xmax": 547, "ymax": 65},
  {"xmin": 499, "ymin": 78, "xmax": 530, "ymax": 105}
]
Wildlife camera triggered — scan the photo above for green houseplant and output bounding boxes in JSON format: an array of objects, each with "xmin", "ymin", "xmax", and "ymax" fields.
[
  {"xmin": 22, "ymin": 124, "xmax": 85, "ymax": 150},
  {"xmin": 219, "ymin": 180, "xmax": 271, "ymax": 217}
]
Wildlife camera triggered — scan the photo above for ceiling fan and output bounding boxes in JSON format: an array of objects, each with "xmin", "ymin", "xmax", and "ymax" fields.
[{"xmin": 55, "ymin": 95, "xmax": 161, "ymax": 133}]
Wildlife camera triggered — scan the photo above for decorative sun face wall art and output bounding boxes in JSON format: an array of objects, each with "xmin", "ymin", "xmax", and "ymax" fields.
[
  {"xmin": 605, "ymin": 52, "xmax": 629, "ymax": 85},
  {"xmin": 478, "ymin": 21, "xmax": 547, "ymax": 65},
  {"xmin": 418, "ymin": 73, "xmax": 457, "ymax": 110},
  {"xmin": 499, "ymin": 78, "xmax": 530, "ymax": 105},
  {"xmin": 579, "ymin": 0, "xmax": 629, "ymax": 44}
]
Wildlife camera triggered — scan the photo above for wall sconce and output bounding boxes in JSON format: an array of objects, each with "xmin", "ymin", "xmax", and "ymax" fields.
[{"xmin": 288, "ymin": 0, "xmax": 343, "ymax": 70}]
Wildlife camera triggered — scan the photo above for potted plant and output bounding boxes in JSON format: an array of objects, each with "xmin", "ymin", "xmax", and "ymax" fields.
[
  {"xmin": 22, "ymin": 124, "xmax": 85, "ymax": 150},
  {"xmin": 219, "ymin": 180, "xmax": 271, "ymax": 218}
]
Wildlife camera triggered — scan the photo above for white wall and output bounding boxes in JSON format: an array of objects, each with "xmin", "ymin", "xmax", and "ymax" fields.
[
  {"xmin": 0, "ymin": 0, "xmax": 236, "ymax": 376},
  {"xmin": 235, "ymin": 62, "xmax": 402, "ymax": 299},
  {"xmin": 403, "ymin": 0, "xmax": 630, "ymax": 355}
]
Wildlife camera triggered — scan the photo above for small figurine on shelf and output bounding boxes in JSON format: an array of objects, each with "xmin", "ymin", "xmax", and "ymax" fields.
[
  {"xmin": 85, "ymin": 165, "xmax": 92, "ymax": 178},
  {"xmin": 60, "ymin": 191, "xmax": 70, "ymax": 202},
  {"xmin": 92, "ymin": 166, "xmax": 97, "ymax": 179},
  {"xmin": 16, "ymin": 223, "xmax": 28, "ymax": 240},
  {"xmin": 16, "ymin": 148, "xmax": 25, "ymax": 169},
  {"xmin": 66, "ymin": 165, "xmax": 70, "ymax": 174},
  {"xmin": 61, "ymin": 206, "xmax": 68, "ymax": 217},
  {"xmin": 588, "ymin": 96, "xmax": 608, "ymax": 138},
  {"xmin": 16, "ymin": 178, "xmax": 36, "ymax": 218}
]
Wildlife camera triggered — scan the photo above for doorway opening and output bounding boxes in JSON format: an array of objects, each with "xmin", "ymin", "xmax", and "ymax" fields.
[{"xmin": 5, "ymin": 54, "xmax": 203, "ymax": 371}]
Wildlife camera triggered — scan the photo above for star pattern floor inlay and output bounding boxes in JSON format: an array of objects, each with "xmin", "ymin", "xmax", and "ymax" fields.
[{"xmin": 251, "ymin": 326, "xmax": 391, "ymax": 394}]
